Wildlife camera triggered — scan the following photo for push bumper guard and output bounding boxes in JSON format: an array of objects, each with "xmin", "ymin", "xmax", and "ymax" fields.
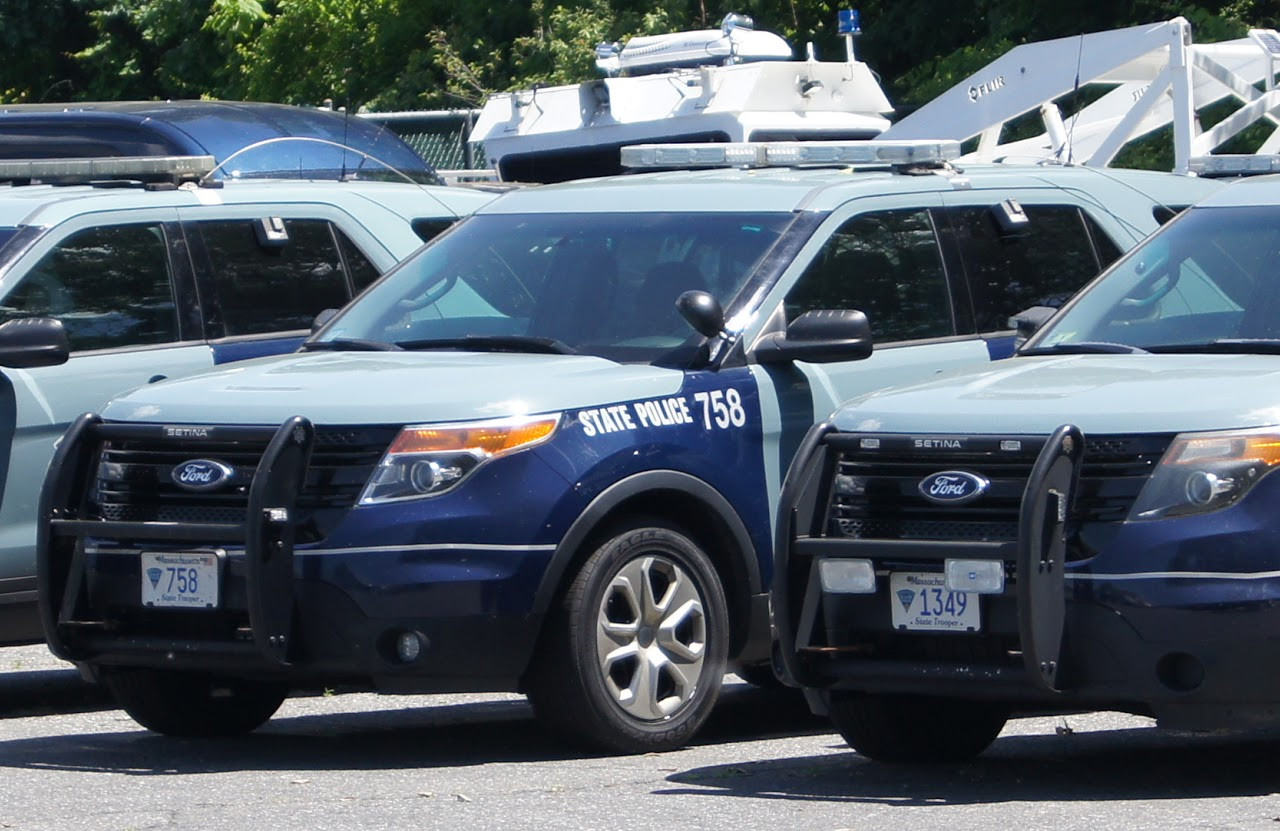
[
  {"xmin": 772, "ymin": 421, "xmax": 1083, "ymax": 698},
  {"xmin": 37, "ymin": 413, "xmax": 314, "ymax": 669}
]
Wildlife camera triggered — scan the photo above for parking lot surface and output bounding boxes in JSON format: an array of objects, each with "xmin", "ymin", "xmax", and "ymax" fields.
[{"xmin": 3, "ymin": 644, "xmax": 1280, "ymax": 831}]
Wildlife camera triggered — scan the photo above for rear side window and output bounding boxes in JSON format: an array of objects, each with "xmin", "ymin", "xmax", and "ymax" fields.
[
  {"xmin": 947, "ymin": 205, "xmax": 1115, "ymax": 333},
  {"xmin": 411, "ymin": 218, "xmax": 455, "ymax": 244},
  {"xmin": 1153, "ymin": 205, "xmax": 1188, "ymax": 226},
  {"xmin": 785, "ymin": 209, "xmax": 955, "ymax": 343},
  {"xmin": 196, "ymin": 219, "xmax": 352, "ymax": 336},
  {"xmin": 0, "ymin": 223, "xmax": 178, "ymax": 351}
]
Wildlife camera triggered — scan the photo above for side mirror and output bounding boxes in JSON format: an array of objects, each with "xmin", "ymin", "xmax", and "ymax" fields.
[
  {"xmin": 753, "ymin": 309, "xmax": 873, "ymax": 364},
  {"xmin": 1009, "ymin": 305, "xmax": 1057, "ymax": 341},
  {"xmin": 0, "ymin": 317, "xmax": 69, "ymax": 369},
  {"xmin": 677, "ymin": 290, "xmax": 725, "ymax": 338},
  {"xmin": 311, "ymin": 308, "xmax": 340, "ymax": 334}
]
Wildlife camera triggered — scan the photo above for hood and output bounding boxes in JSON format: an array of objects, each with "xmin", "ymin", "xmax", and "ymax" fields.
[
  {"xmin": 832, "ymin": 354, "xmax": 1280, "ymax": 436},
  {"xmin": 103, "ymin": 351, "xmax": 684, "ymax": 425}
]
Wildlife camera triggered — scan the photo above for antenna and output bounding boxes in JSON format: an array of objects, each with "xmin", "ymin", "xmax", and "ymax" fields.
[
  {"xmin": 342, "ymin": 67, "xmax": 352, "ymax": 183},
  {"xmin": 1066, "ymin": 32, "xmax": 1085, "ymax": 166},
  {"xmin": 1011, "ymin": 154, "xmax": 1180, "ymax": 242},
  {"xmin": 205, "ymin": 137, "xmax": 464, "ymax": 220}
]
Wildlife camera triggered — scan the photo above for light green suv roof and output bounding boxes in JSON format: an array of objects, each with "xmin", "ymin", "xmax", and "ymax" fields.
[
  {"xmin": 0, "ymin": 178, "xmax": 493, "ymax": 229},
  {"xmin": 1193, "ymin": 172, "xmax": 1280, "ymax": 208},
  {"xmin": 478, "ymin": 163, "xmax": 1215, "ymax": 215}
]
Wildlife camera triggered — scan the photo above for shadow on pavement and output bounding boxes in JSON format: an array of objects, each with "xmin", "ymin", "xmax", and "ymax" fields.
[
  {"xmin": 0, "ymin": 668, "xmax": 111, "ymax": 719},
  {"xmin": 0, "ymin": 682, "xmax": 826, "ymax": 774},
  {"xmin": 4, "ymin": 671, "xmax": 1279, "ymax": 804},
  {"xmin": 660, "ymin": 722, "xmax": 1280, "ymax": 804}
]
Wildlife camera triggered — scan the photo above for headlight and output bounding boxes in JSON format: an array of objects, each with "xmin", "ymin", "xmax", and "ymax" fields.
[
  {"xmin": 360, "ymin": 413, "xmax": 560, "ymax": 504},
  {"xmin": 1129, "ymin": 427, "xmax": 1280, "ymax": 520}
]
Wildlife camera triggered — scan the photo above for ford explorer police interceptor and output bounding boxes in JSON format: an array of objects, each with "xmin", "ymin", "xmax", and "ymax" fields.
[
  {"xmin": 773, "ymin": 156, "xmax": 1280, "ymax": 763},
  {"xmin": 0, "ymin": 155, "xmax": 491, "ymax": 647},
  {"xmin": 36, "ymin": 140, "xmax": 1222, "ymax": 753}
]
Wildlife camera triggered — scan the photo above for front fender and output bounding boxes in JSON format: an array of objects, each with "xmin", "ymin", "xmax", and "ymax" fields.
[{"xmin": 530, "ymin": 469, "xmax": 762, "ymax": 618}]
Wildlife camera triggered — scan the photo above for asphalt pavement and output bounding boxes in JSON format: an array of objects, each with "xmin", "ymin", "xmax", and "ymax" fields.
[{"xmin": 4, "ymin": 643, "xmax": 1280, "ymax": 831}]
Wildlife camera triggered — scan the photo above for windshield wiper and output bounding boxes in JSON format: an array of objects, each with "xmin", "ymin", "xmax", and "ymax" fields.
[
  {"xmin": 300, "ymin": 338, "xmax": 402, "ymax": 352},
  {"xmin": 1018, "ymin": 341, "xmax": 1150, "ymax": 356},
  {"xmin": 394, "ymin": 335, "xmax": 578, "ymax": 355},
  {"xmin": 1148, "ymin": 338, "xmax": 1280, "ymax": 355}
]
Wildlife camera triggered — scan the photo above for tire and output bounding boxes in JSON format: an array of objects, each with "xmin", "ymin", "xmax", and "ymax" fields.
[
  {"xmin": 527, "ymin": 519, "xmax": 730, "ymax": 754},
  {"xmin": 827, "ymin": 692, "xmax": 1008, "ymax": 764},
  {"xmin": 102, "ymin": 667, "xmax": 288, "ymax": 737}
]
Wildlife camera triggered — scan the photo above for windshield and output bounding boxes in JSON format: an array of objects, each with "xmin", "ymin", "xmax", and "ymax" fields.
[
  {"xmin": 1028, "ymin": 205, "xmax": 1280, "ymax": 354},
  {"xmin": 0, "ymin": 228, "xmax": 16, "ymax": 256},
  {"xmin": 317, "ymin": 211, "xmax": 794, "ymax": 363}
]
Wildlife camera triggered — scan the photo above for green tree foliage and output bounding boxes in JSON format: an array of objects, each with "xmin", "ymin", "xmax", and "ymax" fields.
[
  {"xmin": 230, "ymin": 0, "xmax": 433, "ymax": 108},
  {"xmin": 0, "ymin": 0, "xmax": 93, "ymax": 102},
  {"xmin": 0, "ymin": 0, "xmax": 1267, "ymax": 131},
  {"xmin": 72, "ymin": 0, "xmax": 241, "ymax": 100}
]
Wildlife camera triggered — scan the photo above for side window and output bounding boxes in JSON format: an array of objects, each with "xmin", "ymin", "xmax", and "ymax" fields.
[
  {"xmin": 949, "ymin": 204, "xmax": 1108, "ymax": 333},
  {"xmin": 335, "ymin": 230, "xmax": 383, "ymax": 292},
  {"xmin": 197, "ymin": 219, "xmax": 351, "ymax": 336},
  {"xmin": 1, "ymin": 224, "xmax": 177, "ymax": 351},
  {"xmin": 785, "ymin": 209, "xmax": 954, "ymax": 343}
]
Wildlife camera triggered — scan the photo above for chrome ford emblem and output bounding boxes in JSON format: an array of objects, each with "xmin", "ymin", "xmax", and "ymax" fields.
[
  {"xmin": 171, "ymin": 459, "xmax": 235, "ymax": 492},
  {"xmin": 918, "ymin": 470, "xmax": 990, "ymax": 505}
]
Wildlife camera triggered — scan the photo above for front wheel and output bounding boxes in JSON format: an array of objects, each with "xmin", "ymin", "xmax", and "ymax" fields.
[
  {"xmin": 827, "ymin": 692, "xmax": 1008, "ymax": 764},
  {"xmin": 102, "ymin": 667, "xmax": 288, "ymax": 737},
  {"xmin": 527, "ymin": 520, "xmax": 729, "ymax": 753}
]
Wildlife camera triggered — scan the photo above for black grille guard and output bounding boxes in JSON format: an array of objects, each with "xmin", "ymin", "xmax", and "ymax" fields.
[
  {"xmin": 37, "ymin": 413, "xmax": 315, "ymax": 667},
  {"xmin": 772, "ymin": 421, "xmax": 1083, "ymax": 693}
]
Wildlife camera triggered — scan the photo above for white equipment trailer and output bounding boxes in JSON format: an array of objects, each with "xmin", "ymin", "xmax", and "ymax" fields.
[{"xmin": 885, "ymin": 17, "xmax": 1280, "ymax": 174}]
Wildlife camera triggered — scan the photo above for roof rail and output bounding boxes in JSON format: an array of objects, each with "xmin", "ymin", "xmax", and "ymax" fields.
[
  {"xmin": 621, "ymin": 139, "xmax": 960, "ymax": 170},
  {"xmin": 0, "ymin": 155, "xmax": 216, "ymax": 186},
  {"xmin": 883, "ymin": 18, "xmax": 1280, "ymax": 175}
]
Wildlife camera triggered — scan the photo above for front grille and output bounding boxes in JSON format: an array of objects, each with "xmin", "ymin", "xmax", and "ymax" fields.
[
  {"xmin": 836, "ymin": 517, "xmax": 1020, "ymax": 541},
  {"xmin": 825, "ymin": 432, "xmax": 1171, "ymax": 558},
  {"xmin": 100, "ymin": 504, "xmax": 246, "ymax": 524},
  {"xmin": 90, "ymin": 425, "xmax": 398, "ymax": 542}
]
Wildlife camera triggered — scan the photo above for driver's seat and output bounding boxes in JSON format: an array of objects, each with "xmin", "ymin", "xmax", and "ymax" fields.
[
  {"xmin": 629, "ymin": 261, "xmax": 708, "ymax": 338},
  {"xmin": 530, "ymin": 238, "xmax": 617, "ymax": 346}
]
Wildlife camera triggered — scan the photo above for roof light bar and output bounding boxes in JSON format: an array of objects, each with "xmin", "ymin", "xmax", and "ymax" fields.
[
  {"xmin": 620, "ymin": 140, "xmax": 961, "ymax": 170},
  {"xmin": 1188, "ymin": 154, "xmax": 1280, "ymax": 177},
  {"xmin": 0, "ymin": 155, "xmax": 216, "ymax": 183}
]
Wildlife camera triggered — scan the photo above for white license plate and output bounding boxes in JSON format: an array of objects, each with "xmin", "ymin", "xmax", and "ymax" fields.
[
  {"xmin": 889, "ymin": 572, "xmax": 980, "ymax": 632},
  {"xmin": 140, "ymin": 551, "xmax": 220, "ymax": 609}
]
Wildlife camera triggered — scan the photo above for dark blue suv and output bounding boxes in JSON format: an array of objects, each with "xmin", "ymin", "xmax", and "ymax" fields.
[{"xmin": 0, "ymin": 100, "xmax": 439, "ymax": 184}]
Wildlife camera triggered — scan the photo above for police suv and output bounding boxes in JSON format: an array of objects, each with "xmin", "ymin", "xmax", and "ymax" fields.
[
  {"xmin": 37, "ymin": 140, "xmax": 1220, "ymax": 753},
  {"xmin": 0, "ymin": 155, "xmax": 491, "ymax": 645},
  {"xmin": 773, "ymin": 157, "xmax": 1280, "ymax": 763}
]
